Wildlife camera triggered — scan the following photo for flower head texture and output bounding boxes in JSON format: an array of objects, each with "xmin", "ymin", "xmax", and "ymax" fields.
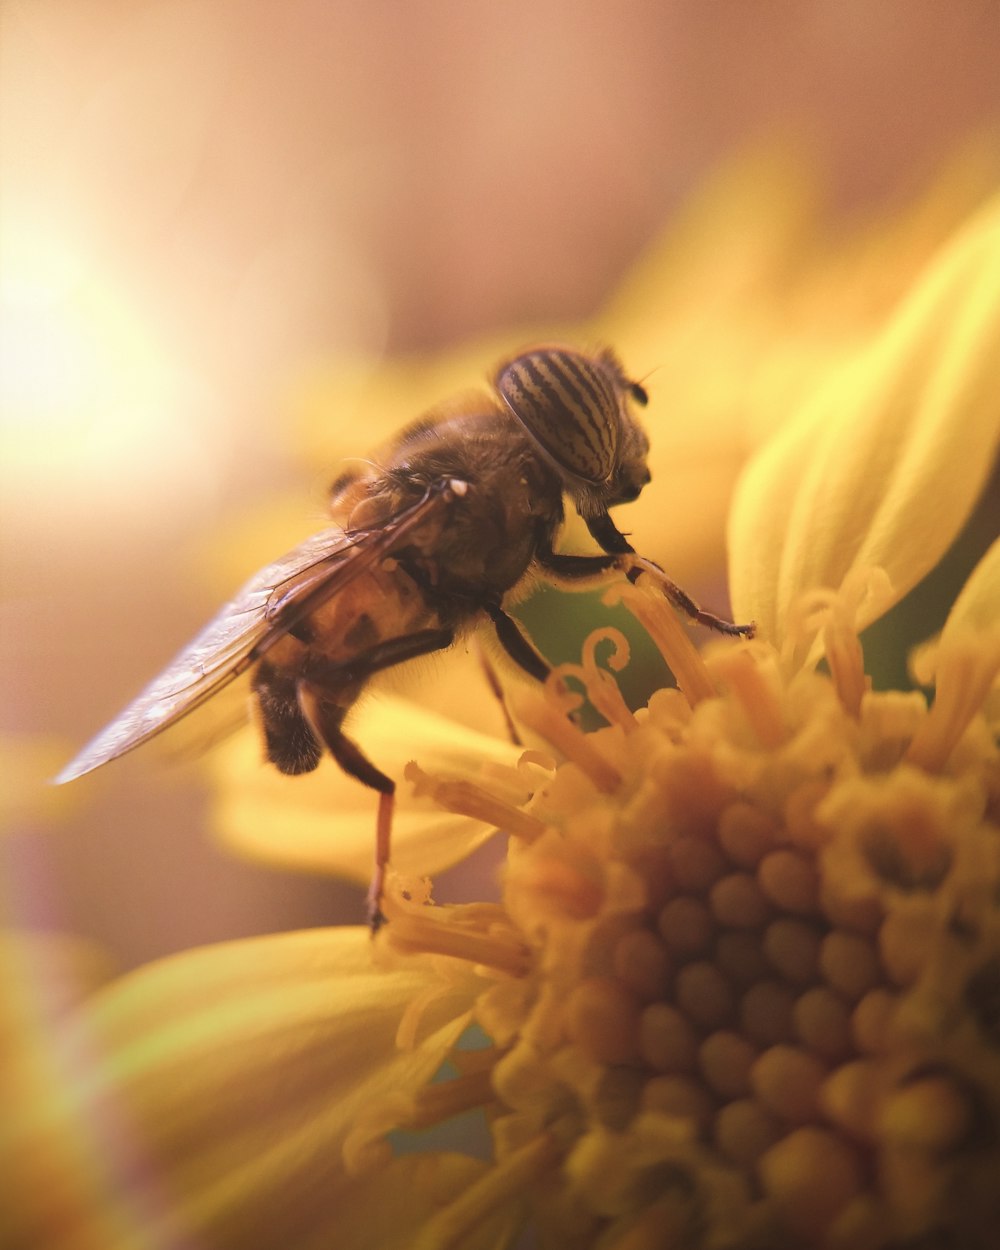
[{"xmin": 3, "ymin": 172, "xmax": 1000, "ymax": 1250}]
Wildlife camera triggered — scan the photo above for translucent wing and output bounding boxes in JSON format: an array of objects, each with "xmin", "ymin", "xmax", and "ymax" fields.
[{"xmin": 56, "ymin": 487, "xmax": 448, "ymax": 783}]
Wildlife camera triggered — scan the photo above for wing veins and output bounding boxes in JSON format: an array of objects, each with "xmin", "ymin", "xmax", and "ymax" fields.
[{"xmin": 56, "ymin": 485, "xmax": 448, "ymax": 782}]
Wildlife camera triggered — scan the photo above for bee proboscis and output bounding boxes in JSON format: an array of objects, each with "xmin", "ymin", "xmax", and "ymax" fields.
[{"xmin": 58, "ymin": 345, "xmax": 754, "ymax": 924}]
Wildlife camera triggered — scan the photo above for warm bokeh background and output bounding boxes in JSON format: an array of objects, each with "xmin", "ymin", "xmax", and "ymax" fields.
[{"xmin": 3, "ymin": 0, "xmax": 999, "ymax": 970}]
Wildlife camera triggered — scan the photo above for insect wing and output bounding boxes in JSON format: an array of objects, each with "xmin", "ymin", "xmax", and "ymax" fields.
[
  {"xmin": 494, "ymin": 346, "xmax": 621, "ymax": 485},
  {"xmin": 56, "ymin": 487, "xmax": 449, "ymax": 782}
]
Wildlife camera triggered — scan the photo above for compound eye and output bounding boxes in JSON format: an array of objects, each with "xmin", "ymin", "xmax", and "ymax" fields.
[{"xmin": 494, "ymin": 347, "xmax": 621, "ymax": 485}]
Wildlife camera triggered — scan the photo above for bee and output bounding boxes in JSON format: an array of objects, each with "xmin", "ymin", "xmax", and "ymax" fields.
[{"xmin": 58, "ymin": 345, "xmax": 753, "ymax": 923}]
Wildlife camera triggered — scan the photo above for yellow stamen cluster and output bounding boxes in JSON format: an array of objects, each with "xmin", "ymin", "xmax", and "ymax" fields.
[{"xmin": 378, "ymin": 587, "xmax": 1000, "ymax": 1250}]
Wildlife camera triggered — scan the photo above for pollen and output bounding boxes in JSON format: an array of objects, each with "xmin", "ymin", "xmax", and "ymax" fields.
[{"xmin": 391, "ymin": 585, "xmax": 1000, "ymax": 1249}]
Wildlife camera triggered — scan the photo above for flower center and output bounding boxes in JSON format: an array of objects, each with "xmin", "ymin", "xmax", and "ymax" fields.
[{"xmin": 377, "ymin": 583, "xmax": 1000, "ymax": 1249}]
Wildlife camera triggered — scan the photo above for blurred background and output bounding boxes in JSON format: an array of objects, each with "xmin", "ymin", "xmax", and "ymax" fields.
[{"xmin": 2, "ymin": 0, "xmax": 999, "ymax": 972}]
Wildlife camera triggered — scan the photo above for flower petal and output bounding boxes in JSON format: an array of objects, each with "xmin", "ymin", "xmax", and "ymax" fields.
[
  {"xmin": 334, "ymin": 1152, "xmax": 521, "ymax": 1250},
  {"xmin": 0, "ymin": 930, "xmax": 116, "ymax": 1104},
  {"xmin": 210, "ymin": 693, "xmax": 526, "ymax": 882},
  {"xmin": 943, "ymin": 537, "xmax": 1000, "ymax": 641},
  {"xmin": 936, "ymin": 534, "xmax": 1000, "ymax": 724},
  {"xmin": 728, "ymin": 193, "xmax": 1000, "ymax": 655},
  {"xmin": 1, "ymin": 734, "xmax": 82, "ymax": 833},
  {"xmin": 2, "ymin": 926, "xmax": 480, "ymax": 1250},
  {"xmin": 908, "ymin": 537, "xmax": 1000, "ymax": 748}
]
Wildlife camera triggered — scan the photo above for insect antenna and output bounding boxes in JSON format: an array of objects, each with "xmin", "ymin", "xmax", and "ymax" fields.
[{"xmin": 473, "ymin": 639, "xmax": 523, "ymax": 747}]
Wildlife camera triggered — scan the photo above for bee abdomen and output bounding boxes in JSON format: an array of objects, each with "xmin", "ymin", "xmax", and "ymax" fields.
[{"xmin": 494, "ymin": 347, "xmax": 620, "ymax": 485}]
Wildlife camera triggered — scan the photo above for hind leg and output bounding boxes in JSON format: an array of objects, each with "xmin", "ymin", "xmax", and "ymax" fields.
[
  {"xmin": 252, "ymin": 660, "xmax": 322, "ymax": 774},
  {"xmin": 300, "ymin": 688, "xmax": 395, "ymax": 929},
  {"xmin": 299, "ymin": 625, "xmax": 456, "ymax": 928}
]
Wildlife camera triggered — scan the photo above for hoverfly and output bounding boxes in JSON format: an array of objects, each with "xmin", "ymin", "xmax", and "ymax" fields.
[{"xmin": 58, "ymin": 345, "xmax": 753, "ymax": 923}]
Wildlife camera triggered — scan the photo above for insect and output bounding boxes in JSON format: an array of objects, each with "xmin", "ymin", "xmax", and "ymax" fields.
[{"xmin": 58, "ymin": 345, "xmax": 754, "ymax": 924}]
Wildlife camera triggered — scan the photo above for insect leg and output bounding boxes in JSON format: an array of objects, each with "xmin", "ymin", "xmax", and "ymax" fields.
[
  {"xmin": 252, "ymin": 660, "xmax": 323, "ymax": 774},
  {"xmin": 372, "ymin": 791, "xmax": 393, "ymax": 931},
  {"xmin": 301, "ymin": 627, "xmax": 456, "ymax": 687},
  {"xmin": 300, "ymin": 626, "xmax": 456, "ymax": 929},
  {"xmin": 585, "ymin": 510, "xmax": 635, "ymax": 556},
  {"xmin": 536, "ymin": 548, "xmax": 619, "ymax": 581},
  {"xmin": 473, "ymin": 639, "xmax": 522, "ymax": 746},
  {"xmin": 581, "ymin": 514, "xmax": 755, "ymax": 638},
  {"xmin": 483, "ymin": 602, "xmax": 550, "ymax": 683},
  {"xmin": 625, "ymin": 556, "xmax": 756, "ymax": 637},
  {"xmin": 298, "ymin": 691, "xmax": 394, "ymax": 930}
]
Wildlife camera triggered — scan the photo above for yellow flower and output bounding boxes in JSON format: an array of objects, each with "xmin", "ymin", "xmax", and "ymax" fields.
[{"xmin": 4, "ymin": 169, "xmax": 1000, "ymax": 1250}]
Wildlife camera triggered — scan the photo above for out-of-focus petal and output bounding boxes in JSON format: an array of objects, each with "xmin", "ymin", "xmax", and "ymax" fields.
[
  {"xmin": 728, "ymin": 194, "xmax": 1000, "ymax": 655},
  {"xmin": 1, "ymin": 735, "xmax": 82, "ymax": 833},
  {"xmin": 910, "ymin": 538, "xmax": 1000, "ymax": 739},
  {"xmin": 602, "ymin": 145, "xmax": 820, "ymax": 331},
  {"xmin": 0, "ymin": 930, "xmax": 116, "ymax": 1098},
  {"xmin": 335, "ymin": 1153, "xmax": 521, "ymax": 1250},
  {"xmin": 942, "ymin": 536, "xmax": 1000, "ymax": 641},
  {"xmin": 210, "ymin": 693, "xmax": 526, "ymax": 881},
  {"xmin": 1, "ymin": 926, "xmax": 480, "ymax": 1250},
  {"xmin": 294, "ymin": 332, "xmax": 535, "ymax": 469}
]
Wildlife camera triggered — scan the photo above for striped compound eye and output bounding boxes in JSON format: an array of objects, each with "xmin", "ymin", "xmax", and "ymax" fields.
[{"xmin": 493, "ymin": 347, "xmax": 626, "ymax": 486}]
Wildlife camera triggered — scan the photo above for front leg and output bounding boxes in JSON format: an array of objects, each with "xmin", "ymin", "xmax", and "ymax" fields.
[
  {"xmin": 624, "ymin": 555, "xmax": 755, "ymax": 637},
  {"xmin": 585, "ymin": 509, "xmax": 634, "ymax": 556},
  {"xmin": 548, "ymin": 512, "xmax": 755, "ymax": 638}
]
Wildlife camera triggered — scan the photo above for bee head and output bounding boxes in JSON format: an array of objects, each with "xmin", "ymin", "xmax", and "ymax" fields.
[
  {"xmin": 606, "ymin": 407, "xmax": 652, "ymax": 506},
  {"xmin": 493, "ymin": 344, "xmax": 653, "ymax": 518}
]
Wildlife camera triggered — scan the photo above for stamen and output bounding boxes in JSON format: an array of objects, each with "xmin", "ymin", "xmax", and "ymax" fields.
[
  {"xmin": 405, "ymin": 762, "xmax": 547, "ymax": 841},
  {"xmin": 513, "ymin": 688, "xmax": 622, "ymax": 793},
  {"xmin": 341, "ymin": 1066, "xmax": 499, "ymax": 1174},
  {"xmin": 784, "ymin": 570, "xmax": 892, "ymax": 680},
  {"xmin": 381, "ymin": 896, "xmax": 532, "ymax": 978},
  {"xmin": 781, "ymin": 588, "xmax": 835, "ymax": 674},
  {"xmin": 517, "ymin": 748, "xmax": 558, "ymax": 776},
  {"xmin": 906, "ymin": 634, "xmax": 1000, "ymax": 772},
  {"xmin": 606, "ymin": 581, "xmax": 716, "ymax": 707},
  {"xmin": 707, "ymin": 646, "xmax": 787, "ymax": 748},
  {"xmin": 401, "ymin": 1067, "xmax": 499, "ymax": 1131},
  {"xmin": 449, "ymin": 1043, "xmax": 506, "ymax": 1077},
  {"xmin": 396, "ymin": 981, "xmax": 470, "ymax": 1052},
  {"xmin": 553, "ymin": 628, "xmax": 637, "ymax": 732},
  {"xmin": 411, "ymin": 1132, "xmax": 562, "ymax": 1250},
  {"xmin": 342, "ymin": 1096, "xmax": 409, "ymax": 1175},
  {"xmin": 823, "ymin": 613, "xmax": 867, "ymax": 719}
]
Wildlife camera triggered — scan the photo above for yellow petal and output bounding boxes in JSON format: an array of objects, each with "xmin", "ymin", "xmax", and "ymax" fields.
[
  {"xmin": 933, "ymin": 535, "xmax": 1000, "ymax": 728},
  {"xmin": 0, "ymin": 930, "xmax": 116, "ymax": 1105},
  {"xmin": 943, "ymin": 536, "xmax": 1000, "ymax": 640},
  {"xmin": 602, "ymin": 144, "xmax": 820, "ymax": 330},
  {"xmin": 908, "ymin": 538, "xmax": 1000, "ymax": 751},
  {"xmin": 729, "ymin": 193, "xmax": 1000, "ymax": 654},
  {"xmin": 210, "ymin": 693, "xmax": 526, "ymax": 883},
  {"xmin": 2, "ymin": 926, "xmax": 479, "ymax": 1250},
  {"xmin": 0, "ymin": 734, "xmax": 82, "ymax": 833},
  {"xmin": 334, "ymin": 1152, "xmax": 521, "ymax": 1250}
]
